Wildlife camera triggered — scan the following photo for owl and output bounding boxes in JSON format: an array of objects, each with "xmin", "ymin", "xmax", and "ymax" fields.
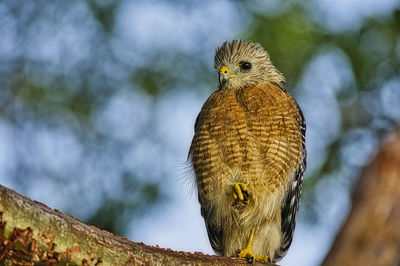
[{"xmin": 188, "ymin": 40, "xmax": 306, "ymax": 263}]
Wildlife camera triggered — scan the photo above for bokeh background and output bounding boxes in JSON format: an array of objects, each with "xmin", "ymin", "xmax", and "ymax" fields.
[{"xmin": 1, "ymin": 0, "xmax": 399, "ymax": 265}]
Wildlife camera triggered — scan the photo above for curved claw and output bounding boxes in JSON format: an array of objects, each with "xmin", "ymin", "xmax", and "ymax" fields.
[
  {"xmin": 233, "ymin": 183, "xmax": 249, "ymax": 204},
  {"xmin": 248, "ymin": 256, "xmax": 255, "ymax": 264}
]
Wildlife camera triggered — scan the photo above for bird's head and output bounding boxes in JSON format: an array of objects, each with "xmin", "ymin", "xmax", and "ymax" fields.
[{"xmin": 214, "ymin": 39, "xmax": 285, "ymax": 90}]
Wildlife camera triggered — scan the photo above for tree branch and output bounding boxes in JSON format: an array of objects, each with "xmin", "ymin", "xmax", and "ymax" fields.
[
  {"xmin": 0, "ymin": 184, "xmax": 272, "ymax": 265},
  {"xmin": 322, "ymin": 128, "xmax": 400, "ymax": 266}
]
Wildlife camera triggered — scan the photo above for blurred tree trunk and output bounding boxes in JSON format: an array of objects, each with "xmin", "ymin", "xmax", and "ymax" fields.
[
  {"xmin": 322, "ymin": 128, "xmax": 400, "ymax": 266},
  {"xmin": 0, "ymin": 184, "xmax": 272, "ymax": 265}
]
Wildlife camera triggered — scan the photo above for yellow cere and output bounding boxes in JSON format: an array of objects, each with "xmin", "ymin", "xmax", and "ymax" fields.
[{"xmin": 220, "ymin": 66, "xmax": 229, "ymax": 74}]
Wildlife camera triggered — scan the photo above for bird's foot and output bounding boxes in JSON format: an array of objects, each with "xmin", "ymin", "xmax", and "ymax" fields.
[
  {"xmin": 236, "ymin": 249, "xmax": 270, "ymax": 264},
  {"xmin": 236, "ymin": 247, "xmax": 255, "ymax": 263},
  {"xmin": 236, "ymin": 248, "xmax": 270, "ymax": 264},
  {"xmin": 236, "ymin": 227, "xmax": 271, "ymax": 264},
  {"xmin": 232, "ymin": 183, "xmax": 249, "ymax": 205}
]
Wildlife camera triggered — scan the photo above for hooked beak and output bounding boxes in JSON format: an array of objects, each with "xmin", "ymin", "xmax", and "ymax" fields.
[{"xmin": 218, "ymin": 66, "xmax": 229, "ymax": 85}]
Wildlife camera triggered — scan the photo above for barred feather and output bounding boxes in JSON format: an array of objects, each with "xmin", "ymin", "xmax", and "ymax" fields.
[{"xmin": 188, "ymin": 40, "xmax": 306, "ymax": 262}]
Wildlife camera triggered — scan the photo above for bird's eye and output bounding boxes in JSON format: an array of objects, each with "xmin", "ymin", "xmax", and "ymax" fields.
[{"xmin": 240, "ymin": 62, "xmax": 252, "ymax": 71}]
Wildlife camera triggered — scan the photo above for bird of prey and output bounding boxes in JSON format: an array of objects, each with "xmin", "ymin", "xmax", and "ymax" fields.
[{"xmin": 188, "ymin": 39, "xmax": 306, "ymax": 263}]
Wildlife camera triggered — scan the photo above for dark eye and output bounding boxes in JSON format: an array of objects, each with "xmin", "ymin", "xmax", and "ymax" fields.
[{"xmin": 240, "ymin": 61, "xmax": 252, "ymax": 71}]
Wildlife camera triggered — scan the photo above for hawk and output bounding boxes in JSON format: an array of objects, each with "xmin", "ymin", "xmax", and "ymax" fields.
[{"xmin": 188, "ymin": 40, "xmax": 306, "ymax": 263}]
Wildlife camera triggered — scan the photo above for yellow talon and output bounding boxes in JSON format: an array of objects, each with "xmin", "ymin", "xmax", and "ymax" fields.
[
  {"xmin": 233, "ymin": 183, "xmax": 249, "ymax": 204},
  {"xmin": 237, "ymin": 227, "xmax": 270, "ymax": 263}
]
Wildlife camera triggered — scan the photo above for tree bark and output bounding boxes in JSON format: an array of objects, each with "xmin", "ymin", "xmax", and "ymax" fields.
[
  {"xmin": 322, "ymin": 128, "xmax": 400, "ymax": 266},
  {"xmin": 0, "ymin": 184, "xmax": 274, "ymax": 265}
]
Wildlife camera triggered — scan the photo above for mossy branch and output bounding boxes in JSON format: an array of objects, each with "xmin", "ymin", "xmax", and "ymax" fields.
[{"xmin": 0, "ymin": 184, "xmax": 273, "ymax": 265}]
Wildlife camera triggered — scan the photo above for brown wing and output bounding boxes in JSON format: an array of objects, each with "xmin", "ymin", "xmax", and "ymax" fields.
[
  {"xmin": 238, "ymin": 82, "xmax": 305, "ymax": 192},
  {"xmin": 200, "ymin": 202, "xmax": 224, "ymax": 254},
  {"xmin": 188, "ymin": 91, "xmax": 225, "ymax": 254},
  {"xmin": 276, "ymin": 102, "xmax": 306, "ymax": 260},
  {"xmin": 240, "ymin": 82, "xmax": 306, "ymax": 260}
]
